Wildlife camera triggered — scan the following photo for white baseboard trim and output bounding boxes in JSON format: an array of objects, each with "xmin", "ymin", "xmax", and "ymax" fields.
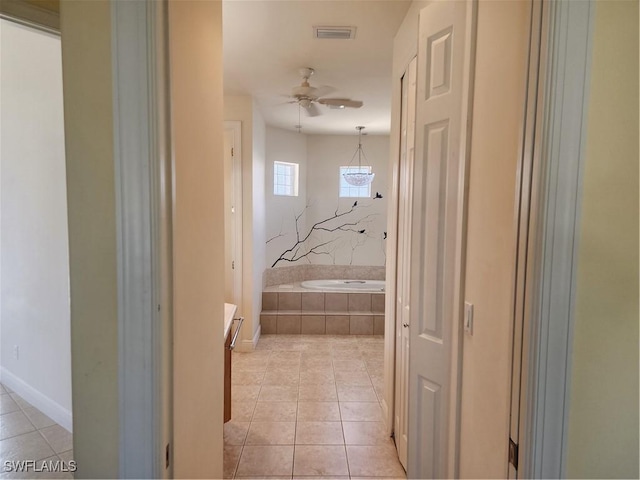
[
  {"xmin": 0, "ymin": 367, "xmax": 72, "ymax": 432},
  {"xmin": 237, "ymin": 324, "xmax": 261, "ymax": 352},
  {"xmin": 380, "ymin": 398, "xmax": 390, "ymax": 430}
]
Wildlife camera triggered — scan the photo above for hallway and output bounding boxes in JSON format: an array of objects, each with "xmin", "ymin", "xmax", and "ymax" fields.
[{"xmin": 224, "ymin": 334, "xmax": 405, "ymax": 479}]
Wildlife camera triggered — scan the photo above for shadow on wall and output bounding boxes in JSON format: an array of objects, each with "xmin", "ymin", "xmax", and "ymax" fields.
[
  {"xmin": 268, "ymin": 198, "xmax": 387, "ymax": 267},
  {"xmin": 265, "ymin": 128, "xmax": 390, "ymax": 268}
]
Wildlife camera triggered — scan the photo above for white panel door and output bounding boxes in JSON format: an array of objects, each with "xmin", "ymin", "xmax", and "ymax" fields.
[
  {"xmin": 394, "ymin": 55, "xmax": 417, "ymax": 470},
  {"xmin": 408, "ymin": 1, "xmax": 475, "ymax": 478}
]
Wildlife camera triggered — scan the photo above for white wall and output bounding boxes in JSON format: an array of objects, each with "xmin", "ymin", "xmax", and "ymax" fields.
[
  {"xmin": 306, "ymin": 134, "xmax": 388, "ymax": 266},
  {"xmin": 265, "ymin": 132, "xmax": 389, "ymax": 268},
  {"xmin": 265, "ymin": 127, "xmax": 308, "ymax": 268},
  {"xmin": 0, "ymin": 20, "xmax": 72, "ymax": 430},
  {"xmin": 566, "ymin": 1, "xmax": 639, "ymax": 477}
]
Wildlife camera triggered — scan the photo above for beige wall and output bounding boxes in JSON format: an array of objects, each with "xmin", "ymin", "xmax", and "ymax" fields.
[
  {"xmin": 224, "ymin": 95, "xmax": 254, "ymax": 346},
  {"xmin": 60, "ymin": 0, "xmax": 119, "ymax": 476},
  {"xmin": 566, "ymin": 1, "xmax": 639, "ymax": 477},
  {"xmin": 223, "ymin": 96, "xmax": 265, "ymax": 348},
  {"xmin": 459, "ymin": 1, "xmax": 530, "ymax": 477},
  {"xmin": 169, "ymin": 1, "xmax": 225, "ymax": 477},
  {"xmin": 251, "ymin": 101, "xmax": 266, "ymax": 338}
]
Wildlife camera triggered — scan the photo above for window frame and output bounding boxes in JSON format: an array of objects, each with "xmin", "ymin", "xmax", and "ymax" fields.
[
  {"xmin": 339, "ymin": 165, "xmax": 372, "ymax": 198},
  {"xmin": 273, "ymin": 161, "xmax": 299, "ymax": 197}
]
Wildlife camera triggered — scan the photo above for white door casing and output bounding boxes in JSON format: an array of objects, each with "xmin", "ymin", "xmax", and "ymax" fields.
[
  {"xmin": 508, "ymin": 1, "xmax": 546, "ymax": 477},
  {"xmin": 111, "ymin": 0, "xmax": 173, "ymax": 476},
  {"xmin": 408, "ymin": 1, "xmax": 476, "ymax": 478},
  {"xmin": 224, "ymin": 130, "xmax": 234, "ymax": 301},
  {"xmin": 223, "ymin": 121, "xmax": 243, "ymax": 309},
  {"xmin": 518, "ymin": 1, "xmax": 596, "ymax": 477},
  {"xmin": 394, "ymin": 55, "xmax": 417, "ymax": 470}
]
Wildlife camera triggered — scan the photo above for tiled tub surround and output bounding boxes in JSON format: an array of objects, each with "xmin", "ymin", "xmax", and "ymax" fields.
[
  {"xmin": 261, "ymin": 288, "xmax": 385, "ymax": 335},
  {"xmin": 264, "ymin": 265, "xmax": 385, "ymax": 288}
]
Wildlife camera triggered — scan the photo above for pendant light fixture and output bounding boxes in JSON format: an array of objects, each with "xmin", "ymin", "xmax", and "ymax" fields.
[{"xmin": 343, "ymin": 126, "xmax": 375, "ymax": 186}]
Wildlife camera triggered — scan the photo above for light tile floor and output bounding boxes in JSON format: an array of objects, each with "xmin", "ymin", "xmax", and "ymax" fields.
[
  {"xmin": 0, "ymin": 384, "xmax": 74, "ymax": 479},
  {"xmin": 224, "ymin": 334, "xmax": 406, "ymax": 479}
]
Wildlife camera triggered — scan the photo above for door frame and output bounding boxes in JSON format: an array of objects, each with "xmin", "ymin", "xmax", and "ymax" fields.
[
  {"xmin": 224, "ymin": 121, "xmax": 244, "ymax": 309},
  {"xmin": 392, "ymin": 55, "xmax": 418, "ymax": 469},
  {"xmin": 111, "ymin": 0, "xmax": 172, "ymax": 477},
  {"xmin": 0, "ymin": 0, "xmax": 59, "ymax": 33},
  {"xmin": 512, "ymin": 0, "xmax": 595, "ymax": 477},
  {"xmin": 4, "ymin": 1, "xmax": 172, "ymax": 475},
  {"xmin": 507, "ymin": 0, "xmax": 547, "ymax": 477}
]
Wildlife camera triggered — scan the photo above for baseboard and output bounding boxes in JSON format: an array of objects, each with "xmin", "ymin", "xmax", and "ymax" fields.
[
  {"xmin": 380, "ymin": 397, "xmax": 391, "ymax": 432},
  {"xmin": 0, "ymin": 367, "xmax": 72, "ymax": 432},
  {"xmin": 237, "ymin": 324, "xmax": 261, "ymax": 352}
]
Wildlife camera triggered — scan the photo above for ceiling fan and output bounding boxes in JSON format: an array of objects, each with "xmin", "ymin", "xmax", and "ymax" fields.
[{"xmin": 287, "ymin": 67, "xmax": 363, "ymax": 117}]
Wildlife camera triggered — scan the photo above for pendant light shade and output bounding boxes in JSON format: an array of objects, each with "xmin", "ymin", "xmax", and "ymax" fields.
[
  {"xmin": 343, "ymin": 170, "xmax": 375, "ymax": 186},
  {"xmin": 343, "ymin": 126, "xmax": 375, "ymax": 186}
]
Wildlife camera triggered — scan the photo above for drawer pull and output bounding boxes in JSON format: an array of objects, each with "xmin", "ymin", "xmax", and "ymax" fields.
[{"xmin": 229, "ymin": 317, "xmax": 244, "ymax": 350}]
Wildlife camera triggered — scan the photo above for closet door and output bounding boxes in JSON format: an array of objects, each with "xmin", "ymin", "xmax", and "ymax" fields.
[
  {"xmin": 408, "ymin": 1, "xmax": 475, "ymax": 477},
  {"xmin": 394, "ymin": 55, "xmax": 417, "ymax": 470}
]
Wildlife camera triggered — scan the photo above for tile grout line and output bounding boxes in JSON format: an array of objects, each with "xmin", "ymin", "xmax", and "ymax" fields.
[
  {"xmin": 1, "ymin": 389, "xmax": 63, "ymax": 463},
  {"xmin": 292, "ymin": 345, "xmax": 301, "ymax": 480},
  {"xmin": 233, "ymin": 348, "xmax": 270, "ymax": 479},
  {"xmin": 228, "ymin": 336, "xmax": 398, "ymax": 479},
  {"xmin": 333, "ymin": 342, "xmax": 352, "ymax": 480}
]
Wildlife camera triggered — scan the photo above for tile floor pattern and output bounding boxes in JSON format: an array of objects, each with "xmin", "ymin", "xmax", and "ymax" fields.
[
  {"xmin": 0, "ymin": 384, "xmax": 74, "ymax": 479},
  {"xmin": 224, "ymin": 334, "xmax": 406, "ymax": 479}
]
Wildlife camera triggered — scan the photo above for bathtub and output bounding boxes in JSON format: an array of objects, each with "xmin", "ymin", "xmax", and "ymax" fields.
[{"xmin": 300, "ymin": 279, "xmax": 385, "ymax": 292}]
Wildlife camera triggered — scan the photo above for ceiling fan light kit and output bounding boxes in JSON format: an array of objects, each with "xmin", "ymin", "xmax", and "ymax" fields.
[
  {"xmin": 343, "ymin": 126, "xmax": 375, "ymax": 187},
  {"xmin": 287, "ymin": 67, "xmax": 363, "ymax": 121}
]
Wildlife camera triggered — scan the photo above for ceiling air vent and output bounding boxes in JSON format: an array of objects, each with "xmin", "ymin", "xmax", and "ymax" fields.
[{"xmin": 313, "ymin": 26, "xmax": 357, "ymax": 40}]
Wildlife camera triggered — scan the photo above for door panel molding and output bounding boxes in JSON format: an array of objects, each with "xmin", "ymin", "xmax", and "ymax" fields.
[{"xmin": 408, "ymin": 1, "xmax": 476, "ymax": 478}]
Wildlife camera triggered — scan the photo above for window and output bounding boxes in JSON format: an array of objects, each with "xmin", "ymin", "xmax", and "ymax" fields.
[
  {"xmin": 339, "ymin": 166, "xmax": 372, "ymax": 198},
  {"xmin": 273, "ymin": 161, "xmax": 299, "ymax": 196}
]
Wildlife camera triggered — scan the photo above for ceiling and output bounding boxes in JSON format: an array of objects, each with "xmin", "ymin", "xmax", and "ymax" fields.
[{"xmin": 222, "ymin": 0, "xmax": 411, "ymax": 135}]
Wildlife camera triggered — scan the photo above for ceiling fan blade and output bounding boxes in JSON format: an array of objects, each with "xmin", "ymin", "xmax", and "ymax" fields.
[
  {"xmin": 313, "ymin": 85, "xmax": 336, "ymax": 98},
  {"xmin": 276, "ymin": 99, "xmax": 298, "ymax": 106},
  {"xmin": 318, "ymin": 98, "xmax": 364, "ymax": 109},
  {"xmin": 305, "ymin": 103, "xmax": 321, "ymax": 117}
]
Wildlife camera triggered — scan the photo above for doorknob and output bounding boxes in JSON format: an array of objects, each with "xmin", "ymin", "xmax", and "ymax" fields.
[{"xmin": 403, "ymin": 323, "xmax": 409, "ymax": 328}]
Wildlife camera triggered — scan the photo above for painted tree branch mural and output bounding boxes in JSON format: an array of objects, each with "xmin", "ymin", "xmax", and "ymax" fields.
[{"xmin": 270, "ymin": 202, "xmax": 379, "ymax": 267}]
